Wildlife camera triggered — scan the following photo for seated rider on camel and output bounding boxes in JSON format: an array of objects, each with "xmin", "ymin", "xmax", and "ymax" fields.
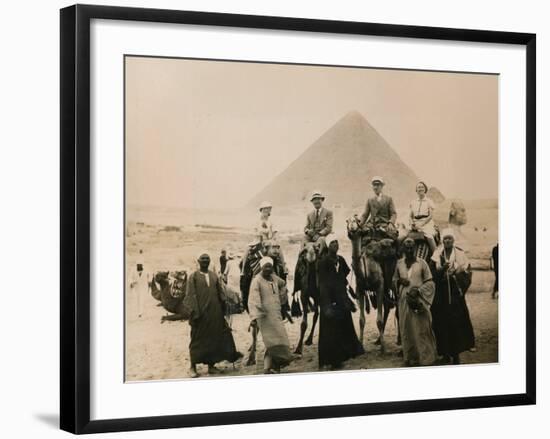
[
  {"xmin": 304, "ymin": 190, "xmax": 334, "ymax": 253},
  {"xmin": 358, "ymin": 176, "xmax": 398, "ymax": 241},
  {"xmin": 399, "ymin": 181, "xmax": 437, "ymax": 253},
  {"xmin": 241, "ymin": 201, "xmax": 288, "ymax": 276}
]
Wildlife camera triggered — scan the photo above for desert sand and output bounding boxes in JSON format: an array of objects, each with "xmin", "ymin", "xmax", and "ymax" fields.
[{"xmin": 125, "ymin": 201, "xmax": 498, "ymax": 381}]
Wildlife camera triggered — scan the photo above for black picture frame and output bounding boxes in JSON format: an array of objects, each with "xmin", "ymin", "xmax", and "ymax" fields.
[{"xmin": 60, "ymin": 4, "xmax": 536, "ymax": 434}]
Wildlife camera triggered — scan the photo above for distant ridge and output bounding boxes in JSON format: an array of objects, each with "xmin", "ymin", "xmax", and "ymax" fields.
[{"xmin": 248, "ymin": 111, "xmax": 435, "ymax": 208}]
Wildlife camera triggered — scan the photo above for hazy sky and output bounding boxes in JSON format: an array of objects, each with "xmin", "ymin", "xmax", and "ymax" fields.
[{"xmin": 125, "ymin": 56, "xmax": 498, "ymax": 209}]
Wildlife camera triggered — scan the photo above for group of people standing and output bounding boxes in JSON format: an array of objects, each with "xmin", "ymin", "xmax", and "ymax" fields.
[
  {"xmin": 131, "ymin": 175, "xmax": 481, "ymax": 377},
  {"xmin": 289, "ymin": 177, "xmax": 473, "ymax": 367},
  {"xmin": 396, "ymin": 229, "xmax": 475, "ymax": 367}
]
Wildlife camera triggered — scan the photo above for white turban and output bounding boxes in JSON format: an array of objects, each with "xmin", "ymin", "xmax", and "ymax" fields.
[
  {"xmin": 441, "ymin": 228, "xmax": 455, "ymax": 239},
  {"xmin": 259, "ymin": 256, "xmax": 274, "ymax": 268},
  {"xmin": 325, "ymin": 233, "xmax": 339, "ymax": 245},
  {"xmin": 196, "ymin": 250, "xmax": 210, "ymax": 261}
]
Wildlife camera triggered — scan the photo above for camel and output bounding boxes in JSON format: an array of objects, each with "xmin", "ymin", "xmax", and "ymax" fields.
[
  {"xmin": 150, "ymin": 271, "xmax": 189, "ymax": 323},
  {"xmin": 150, "ymin": 277, "xmax": 162, "ymax": 302},
  {"xmin": 347, "ymin": 215, "xmax": 398, "ymax": 354},
  {"xmin": 239, "ymin": 243, "xmax": 266, "ymax": 314},
  {"xmin": 292, "ymin": 241, "xmax": 322, "ymax": 355}
]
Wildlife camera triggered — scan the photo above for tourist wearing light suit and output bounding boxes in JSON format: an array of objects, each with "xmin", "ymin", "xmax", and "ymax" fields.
[{"xmin": 304, "ymin": 190, "xmax": 333, "ymax": 250}]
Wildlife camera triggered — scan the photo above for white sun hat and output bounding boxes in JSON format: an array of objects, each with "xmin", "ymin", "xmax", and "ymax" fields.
[
  {"xmin": 371, "ymin": 176, "xmax": 385, "ymax": 184},
  {"xmin": 310, "ymin": 190, "xmax": 325, "ymax": 201},
  {"xmin": 259, "ymin": 201, "xmax": 273, "ymax": 211}
]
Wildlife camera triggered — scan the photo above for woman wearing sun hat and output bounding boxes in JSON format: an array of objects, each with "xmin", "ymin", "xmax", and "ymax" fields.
[
  {"xmin": 405, "ymin": 181, "xmax": 437, "ymax": 252},
  {"xmin": 242, "ymin": 201, "xmax": 287, "ymax": 276},
  {"xmin": 255, "ymin": 200, "xmax": 277, "ymax": 242}
]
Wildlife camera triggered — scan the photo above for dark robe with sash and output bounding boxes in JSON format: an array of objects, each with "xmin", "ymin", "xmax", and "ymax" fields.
[
  {"xmin": 318, "ymin": 255, "xmax": 364, "ymax": 367},
  {"xmin": 430, "ymin": 248, "xmax": 475, "ymax": 356},
  {"xmin": 182, "ymin": 270, "xmax": 240, "ymax": 365},
  {"xmin": 492, "ymin": 244, "xmax": 499, "ymax": 293}
]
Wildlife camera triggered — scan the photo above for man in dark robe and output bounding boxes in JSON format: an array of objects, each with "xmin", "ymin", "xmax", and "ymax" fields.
[
  {"xmin": 491, "ymin": 243, "xmax": 498, "ymax": 299},
  {"xmin": 318, "ymin": 234, "xmax": 364, "ymax": 370},
  {"xmin": 182, "ymin": 251, "xmax": 242, "ymax": 378},
  {"xmin": 219, "ymin": 249, "xmax": 228, "ymax": 277},
  {"xmin": 430, "ymin": 229, "xmax": 475, "ymax": 364}
]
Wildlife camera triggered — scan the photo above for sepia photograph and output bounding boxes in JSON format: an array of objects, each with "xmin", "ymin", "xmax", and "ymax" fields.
[{"xmin": 124, "ymin": 55, "xmax": 499, "ymax": 382}]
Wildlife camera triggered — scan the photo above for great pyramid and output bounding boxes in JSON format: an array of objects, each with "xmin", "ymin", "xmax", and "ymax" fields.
[{"xmin": 249, "ymin": 111, "xmax": 428, "ymax": 209}]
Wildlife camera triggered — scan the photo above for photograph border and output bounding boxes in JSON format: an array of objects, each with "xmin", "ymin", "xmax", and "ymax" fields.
[{"xmin": 60, "ymin": 4, "xmax": 536, "ymax": 434}]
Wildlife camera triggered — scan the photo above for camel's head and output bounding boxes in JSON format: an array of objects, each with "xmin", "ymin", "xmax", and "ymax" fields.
[
  {"xmin": 171, "ymin": 270, "xmax": 187, "ymax": 283},
  {"xmin": 266, "ymin": 242, "xmax": 280, "ymax": 259},
  {"xmin": 154, "ymin": 271, "xmax": 170, "ymax": 285},
  {"xmin": 170, "ymin": 270, "xmax": 187, "ymax": 297},
  {"xmin": 346, "ymin": 214, "xmax": 361, "ymax": 236},
  {"xmin": 378, "ymin": 238, "xmax": 397, "ymax": 258},
  {"xmin": 364, "ymin": 240, "xmax": 382, "ymax": 259},
  {"xmin": 302, "ymin": 241, "xmax": 318, "ymax": 263}
]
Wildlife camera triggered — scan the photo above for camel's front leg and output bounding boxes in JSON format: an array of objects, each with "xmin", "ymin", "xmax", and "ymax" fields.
[
  {"xmin": 305, "ymin": 305, "xmax": 319, "ymax": 346},
  {"xmin": 245, "ymin": 324, "xmax": 258, "ymax": 366},
  {"xmin": 294, "ymin": 308, "xmax": 308, "ymax": 355},
  {"xmin": 160, "ymin": 313, "xmax": 184, "ymax": 323},
  {"xmin": 379, "ymin": 303, "xmax": 395, "ymax": 354},
  {"xmin": 358, "ymin": 292, "xmax": 366, "ymax": 345},
  {"xmin": 393, "ymin": 299, "xmax": 401, "ymax": 345},
  {"xmin": 376, "ymin": 288, "xmax": 385, "ymax": 354},
  {"xmin": 382, "ymin": 303, "xmax": 392, "ymax": 333}
]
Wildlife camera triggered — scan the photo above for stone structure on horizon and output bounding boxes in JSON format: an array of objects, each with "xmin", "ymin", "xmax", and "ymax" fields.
[{"xmin": 248, "ymin": 111, "xmax": 443, "ymax": 209}]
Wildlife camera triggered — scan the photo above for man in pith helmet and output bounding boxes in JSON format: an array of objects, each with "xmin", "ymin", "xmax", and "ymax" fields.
[
  {"xmin": 304, "ymin": 190, "xmax": 334, "ymax": 250},
  {"xmin": 359, "ymin": 176, "xmax": 398, "ymax": 239}
]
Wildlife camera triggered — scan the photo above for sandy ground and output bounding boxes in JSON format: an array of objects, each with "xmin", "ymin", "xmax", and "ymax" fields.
[
  {"xmin": 125, "ymin": 203, "xmax": 498, "ymax": 381},
  {"xmin": 125, "ymin": 288, "xmax": 498, "ymax": 381}
]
